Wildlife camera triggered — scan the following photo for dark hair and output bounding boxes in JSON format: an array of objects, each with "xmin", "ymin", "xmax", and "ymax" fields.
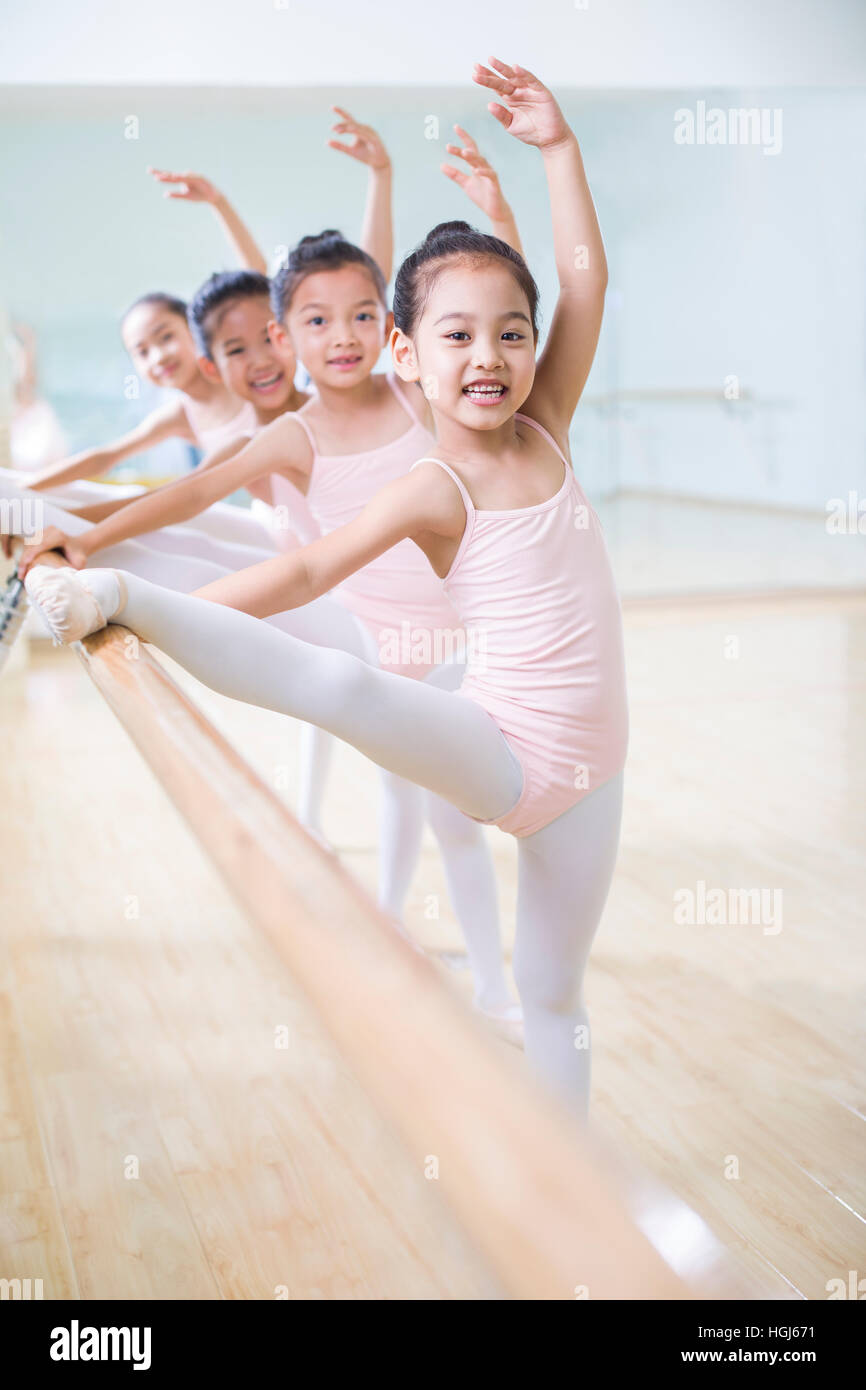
[
  {"xmin": 393, "ymin": 221, "xmax": 539, "ymax": 339},
  {"xmin": 187, "ymin": 270, "xmax": 272, "ymax": 358},
  {"xmin": 121, "ymin": 291, "xmax": 188, "ymax": 330},
  {"xmin": 270, "ymin": 229, "xmax": 387, "ymax": 321}
]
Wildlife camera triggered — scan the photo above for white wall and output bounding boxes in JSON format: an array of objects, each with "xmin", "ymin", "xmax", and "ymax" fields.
[{"xmin": 1, "ymin": 0, "xmax": 865, "ymax": 88}]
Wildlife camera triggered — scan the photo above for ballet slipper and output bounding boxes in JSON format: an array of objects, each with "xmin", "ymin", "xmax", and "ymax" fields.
[
  {"xmin": 474, "ymin": 1000, "xmax": 525, "ymax": 1050},
  {"xmin": 431, "ymin": 947, "xmax": 471, "ymax": 972},
  {"xmin": 23, "ymin": 565, "xmax": 125, "ymax": 645}
]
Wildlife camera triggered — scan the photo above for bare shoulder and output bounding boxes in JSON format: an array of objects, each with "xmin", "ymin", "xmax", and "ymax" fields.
[
  {"xmin": 403, "ymin": 457, "xmax": 467, "ymax": 538},
  {"xmin": 257, "ymin": 410, "xmax": 315, "ymax": 477},
  {"xmin": 149, "ymin": 396, "xmax": 193, "ymax": 437}
]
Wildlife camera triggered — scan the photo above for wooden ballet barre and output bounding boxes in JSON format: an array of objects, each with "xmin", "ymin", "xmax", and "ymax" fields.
[{"xmin": 29, "ymin": 550, "xmax": 752, "ymax": 1301}]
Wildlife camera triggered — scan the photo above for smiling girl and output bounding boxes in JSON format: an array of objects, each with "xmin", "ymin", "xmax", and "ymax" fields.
[{"xmin": 24, "ymin": 60, "xmax": 627, "ymax": 1112}]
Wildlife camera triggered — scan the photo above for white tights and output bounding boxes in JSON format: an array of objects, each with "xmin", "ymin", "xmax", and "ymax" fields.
[
  {"xmin": 102, "ymin": 569, "xmax": 624, "ymax": 1117},
  {"xmin": 0, "ymin": 467, "xmax": 344, "ymax": 840},
  {"xmin": 377, "ymin": 660, "xmax": 513, "ymax": 1013},
  {"xmin": 3, "ymin": 470, "xmax": 514, "ymax": 1009}
]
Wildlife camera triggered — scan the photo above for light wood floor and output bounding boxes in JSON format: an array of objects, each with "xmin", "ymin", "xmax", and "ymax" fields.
[{"xmin": 1, "ymin": 589, "xmax": 864, "ymax": 1299}]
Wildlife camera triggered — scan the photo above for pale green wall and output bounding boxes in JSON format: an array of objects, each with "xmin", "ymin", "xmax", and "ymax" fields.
[{"xmin": 1, "ymin": 84, "xmax": 862, "ymax": 506}]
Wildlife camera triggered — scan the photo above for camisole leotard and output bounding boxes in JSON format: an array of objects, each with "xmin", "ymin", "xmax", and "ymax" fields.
[
  {"xmin": 410, "ymin": 415, "xmax": 629, "ymax": 838},
  {"xmin": 291, "ymin": 374, "xmax": 464, "ymax": 680},
  {"xmin": 185, "ymin": 398, "xmax": 258, "ymax": 454}
]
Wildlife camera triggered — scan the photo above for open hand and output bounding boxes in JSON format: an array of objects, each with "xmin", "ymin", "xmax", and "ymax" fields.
[
  {"xmin": 327, "ymin": 108, "xmax": 390, "ymax": 171},
  {"xmin": 441, "ymin": 125, "xmax": 510, "ymax": 222},
  {"xmin": 473, "ymin": 58, "xmax": 570, "ymax": 151},
  {"xmin": 148, "ymin": 168, "xmax": 222, "ymax": 203}
]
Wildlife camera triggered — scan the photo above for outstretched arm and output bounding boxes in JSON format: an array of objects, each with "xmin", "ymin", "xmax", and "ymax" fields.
[
  {"xmin": 25, "ymin": 400, "xmax": 192, "ymax": 492},
  {"xmin": 474, "ymin": 58, "xmax": 607, "ymax": 429},
  {"xmin": 197, "ymin": 433, "xmax": 274, "ymax": 504},
  {"xmin": 15, "ymin": 417, "xmax": 309, "ymax": 577},
  {"xmin": 148, "ymin": 169, "xmax": 268, "ymax": 274},
  {"xmin": 191, "ymin": 464, "xmax": 461, "ymax": 620},
  {"xmin": 441, "ymin": 124, "xmax": 525, "ymax": 257},
  {"xmin": 327, "ymin": 108, "xmax": 393, "ymax": 283}
]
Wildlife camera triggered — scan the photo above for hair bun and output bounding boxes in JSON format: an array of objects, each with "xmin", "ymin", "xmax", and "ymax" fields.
[
  {"xmin": 424, "ymin": 220, "xmax": 475, "ymax": 243},
  {"xmin": 289, "ymin": 229, "xmax": 346, "ymax": 271},
  {"xmin": 297, "ymin": 229, "xmax": 344, "ymax": 250}
]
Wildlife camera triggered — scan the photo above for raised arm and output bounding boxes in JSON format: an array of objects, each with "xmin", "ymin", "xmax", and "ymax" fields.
[
  {"xmin": 474, "ymin": 59, "xmax": 607, "ymax": 429},
  {"xmin": 441, "ymin": 124, "xmax": 525, "ymax": 257},
  {"xmin": 327, "ymin": 108, "xmax": 393, "ymax": 283},
  {"xmin": 26, "ymin": 399, "xmax": 192, "ymax": 492},
  {"xmin": 148, "ymin": 169, "xmax": 268, "ymax": 274},
  {"xmin": 15, "ymin": 417, "xmax": 310, "ymax": 578},
  {"xmin": 11, "ymin": 323, "xmax": 39, "ymax": 408}
]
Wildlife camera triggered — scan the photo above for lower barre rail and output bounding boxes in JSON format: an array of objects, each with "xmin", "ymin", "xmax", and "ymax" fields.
[{"xmin": 35, "ymin": 553, "xmax": 750, "ymax": 1301}]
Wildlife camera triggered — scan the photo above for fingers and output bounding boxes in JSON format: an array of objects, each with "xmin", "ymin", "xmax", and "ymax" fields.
[
  {"xmin": 489, "ymin": 55, "xmax": 539, "ymax": 87},
  {"xmin": 440, "ymin": 164, "xmax": 470, "ymax": 190},
  {"xmin": 509, "ymin": 61, "xmax": 541, "ymax": 85},
  {"xmin": 487, "ymin": 56, "xmax": 518, "ymax": 80},
  {"xmin": 327, "ymin": 138, "xmax": 367, "ymax": 162},
  {"xmin": 150, "ymin": 168, "xmax": 193, "ymax": 197},
  {"xmin": 487, "ymin": 101, "xmax": 513, "ymax": 130},
  {"xmin": 445, "ymin": 142, "xmax": 483, "ymax": 166},
  {"xmin": 148, "ymin": 168, "xmax": 190, "ymax": 182},
  {"xmin": 472, "ymin": 60, "xmax": 516, "ymax": 97},
  {"xmin": 453, "ymin": 124, "xmax": 478, "ymax": 151},
  {"xmin": 330, "ymin": 108, "xmax": 370, "ymax": 137}
]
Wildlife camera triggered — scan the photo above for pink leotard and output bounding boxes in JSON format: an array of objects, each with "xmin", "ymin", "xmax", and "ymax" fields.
[
  {"xmin": 291, "ymin": 373, "xmax": 463, "ymax": 680},
  {"xmin": 185, "ymin": 398, "xmax": 258, "ymax": 454},
  {"xmin": 207, "ymin": 422, "xmax": 320, "ymax": 550},
  {"xmin": 269, "ymin": 470, "xmax": 321, "ymax": 547},
  {"xmin": 411, "ymin": 415, "xmax": 629, "ymax": 838}
]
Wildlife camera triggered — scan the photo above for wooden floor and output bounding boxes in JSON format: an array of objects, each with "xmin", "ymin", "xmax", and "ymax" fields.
[{"xmin": 1, "ymin": 587, "xmax": 864, "ymax": 1299}]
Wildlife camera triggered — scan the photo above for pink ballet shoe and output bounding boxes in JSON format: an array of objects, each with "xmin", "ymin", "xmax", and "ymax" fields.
[
  {"xmin": 475, "ymin": 1000, "xmax": 524, "ymax": 1050},
  {"xmin": 23, "ymin": 565, "xmax": 123, "ymax": 645}
]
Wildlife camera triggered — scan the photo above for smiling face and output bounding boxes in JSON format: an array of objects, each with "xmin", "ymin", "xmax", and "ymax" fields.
[
  {"xmin": 394, "ymin": 256, "xmax": 537, "ymax": 429},
  {"xmin": 122, "ymin": 303, "xmax": 200, "ymax": 391},
  {"xmin": 284, "ymin": 264, "xmax": 391, "ymax": 389},
  {"xmin": 204, "ymin": 295, "xmax": 297, "ymax": 409}
]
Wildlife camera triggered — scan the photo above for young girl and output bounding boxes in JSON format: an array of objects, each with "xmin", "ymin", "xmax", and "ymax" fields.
[
  {"xmin": 16, "ymin": 130, "xmax": 527, "ymax": 1034},
  {"xmin": 22, "ymin": 109, "xmax": 393, "ymax": 500},
  {"xmin": 24, "ymin": 60, "xmax": 627, "ymax": 1115},
  {"xmin": 1, "ymin": 106, "xmax": 397, "ymax": 541}
]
